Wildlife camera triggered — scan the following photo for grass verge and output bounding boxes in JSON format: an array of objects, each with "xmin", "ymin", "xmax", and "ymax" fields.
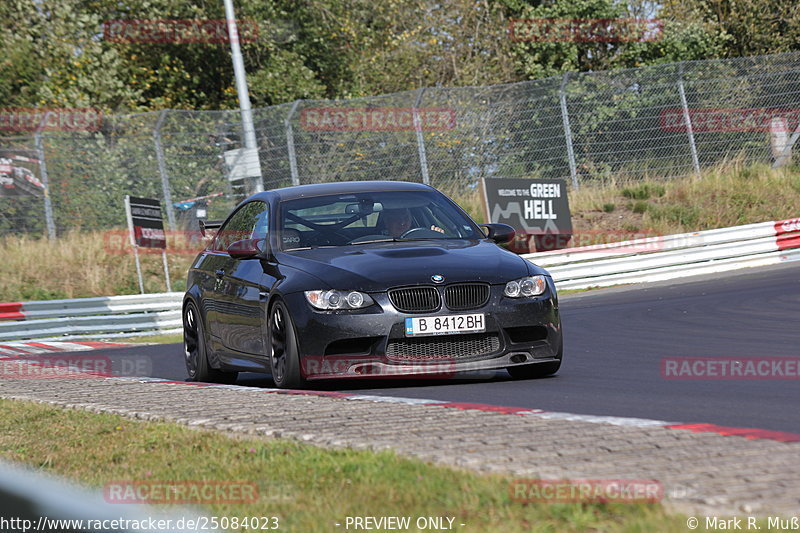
[
  {"xmin": 0, "ymin": 230, "xmax": 197, "ymax": 301},
  {"xmin": 0, "ymin": 398, "xmax": 697, "ymax": 533},
  {"xmin": 566, "ymin": 161, "xmax": 800, "ymax": 236}
]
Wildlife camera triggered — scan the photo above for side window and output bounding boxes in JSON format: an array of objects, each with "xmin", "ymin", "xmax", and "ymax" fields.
[
  {"xmin": 252, "ymin": 207, "xmax": 269, "ymax": 240},
  {"xmin": 213, "ymin": 201, "xmax": 268, "ymax": 251}
]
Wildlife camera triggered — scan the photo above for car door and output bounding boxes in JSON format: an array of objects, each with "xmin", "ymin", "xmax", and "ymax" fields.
[{"xmin": 208, "ymin": 201, "xmax": 270, "ymax": 356}]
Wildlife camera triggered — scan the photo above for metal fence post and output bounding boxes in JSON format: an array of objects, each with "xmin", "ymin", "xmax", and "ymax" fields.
[
  {"xmin": 34, "ymin": 113, "xmax": 57, "ymax": 240},
  {"xmin": 224, "ymin": 0, "xmax": 263, "ymax": 194},
  {"xmin": 559, "ymin": 73, "xmax": 579, "ymax": 190},
  {"xmin": 285, "ymin": 100, "xmax": 301, "ymax": 187},
  {"xmin": 678, "ymin": 62, "xmax": 701, "ymax": 177},
  {"xmin": 413, "ymin": 88, "xmax": 431, "ymax": 185},
  {"xmin": 153, "ymin": 110, "xmax": 176, "ymax": 230},
  {"xmin": 772, "ymin": 123, "xmax": 800, "ymax": 168}
]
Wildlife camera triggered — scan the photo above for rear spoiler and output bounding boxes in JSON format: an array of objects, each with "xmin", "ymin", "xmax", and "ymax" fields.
[{"xmin": 199, "ymin": 219, "xmax": 223, "ymax": 237}]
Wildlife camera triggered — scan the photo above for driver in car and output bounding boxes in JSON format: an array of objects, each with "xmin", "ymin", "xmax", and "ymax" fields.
[{"xmin": 383, "ymin": 208, "xmax": 445, "ymax": 237}]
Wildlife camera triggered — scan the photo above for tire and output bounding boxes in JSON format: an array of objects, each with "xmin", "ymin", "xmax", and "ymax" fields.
[
  {"xmin": 268, "ymin": 300, "xmax": 305, "ymax": 389},
  {"xmin": 183, "ymin": 301, "xmax": 238, "ymax": 384}
]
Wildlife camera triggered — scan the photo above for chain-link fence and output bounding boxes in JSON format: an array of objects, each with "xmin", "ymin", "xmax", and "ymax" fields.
[{"xmin": 2, "ymin": 52, "xmax": 800, "ymax": 238}]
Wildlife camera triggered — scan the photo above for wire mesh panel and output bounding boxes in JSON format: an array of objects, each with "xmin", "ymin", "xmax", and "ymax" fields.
[
  {"xmin": 568, "ymin": 62, "xmax": 696, "ymax": 184},
  {"xmin": 291, "ymin": 91, "xmax": 424, "ymax": 185},
  {"xmin": 682, "ymin": 56, "xmax": 800, "ymax": 169},
  {"xmin": 0, "ymin": 135, "xmax": 46, "ymax": 235},
  {"xmin": 156, "ymin": 109, "xmax": 243, "ymax": 225},
  {"xmin": 42, "ymin": 113, "xmax": 162, "ymax": 233},
  {"xmin": 421, "ymin": 79, "xmax": 570, "ymax": 192},
  {"xmin": 3, "ymin": 52, "xmax": 800, "ymax": 239},
  {"xmin": 253, "ymin": 102, "xmax": 294, "ymax": 191}
]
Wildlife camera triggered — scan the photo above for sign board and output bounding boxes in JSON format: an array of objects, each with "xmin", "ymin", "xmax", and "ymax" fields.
[
  {"xmin": 124, "ymin": 195, "xmax": 171, "ymax": 294},
  {"xmin": 125, "ymin": 196, "xmax": 166, "ymax": 249},
  {"xmin": 481, "ymin": 178, "xmax": 572, "ymax": 252},
  {"xmin": 223, "ymin": 147, "xmax": 262, "ymax": 181}
]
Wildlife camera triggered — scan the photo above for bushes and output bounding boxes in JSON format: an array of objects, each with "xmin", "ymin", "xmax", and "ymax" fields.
[
  {"xmin": 647, "ymin": 204, "xmax": 700, "ymax": 226},
  {"xmin": 621, "ymin": 184, "xmax": 666, "ymax": 200}
]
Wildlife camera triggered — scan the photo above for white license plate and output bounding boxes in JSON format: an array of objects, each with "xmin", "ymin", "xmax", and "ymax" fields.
[{"xmin": 405, "ymin": 313, "xmax": 485, "ymax": 337}]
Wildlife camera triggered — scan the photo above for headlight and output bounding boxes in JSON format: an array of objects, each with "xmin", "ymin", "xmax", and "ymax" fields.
[
  {"xmin": 504, "ymin": 276, "xmax": 547, "ymax": 298},
  {"xmin": 305, "ymin": 290, "xmax": 374, "ymax": 310}
]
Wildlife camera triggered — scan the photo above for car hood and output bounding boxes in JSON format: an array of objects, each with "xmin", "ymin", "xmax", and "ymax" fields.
[{"xmin": 276, "ymin": 239, "xmax": 543, "ymax": 291}]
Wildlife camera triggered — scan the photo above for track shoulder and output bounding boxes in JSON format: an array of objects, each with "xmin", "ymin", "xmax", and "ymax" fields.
[{"xmin": 0, "ymin": 366, "xmax": 798, "ymax": 516}]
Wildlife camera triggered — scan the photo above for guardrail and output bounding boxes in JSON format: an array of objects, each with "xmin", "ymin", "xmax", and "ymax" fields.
[
  {"xmin": 0, "ymin": 292, "xmax": 183, "ymax": 342},
  {"xmin": 0, "ymin": 218, "xmax": 798, "ymax": 342},
  {"xmin": 524, "ymin": 217, "xmax": 800, "ymax": 290}
]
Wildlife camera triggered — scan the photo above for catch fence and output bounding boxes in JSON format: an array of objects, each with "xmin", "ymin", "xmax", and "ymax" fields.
[{"xmin": 2, "ymin": 52, "xmax": 800, "ymax": 237}]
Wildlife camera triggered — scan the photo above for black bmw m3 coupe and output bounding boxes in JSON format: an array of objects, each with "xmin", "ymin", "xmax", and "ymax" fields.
[{"xmin": 183, "ymin": 181, "xmax": 563, "ymax": 388}]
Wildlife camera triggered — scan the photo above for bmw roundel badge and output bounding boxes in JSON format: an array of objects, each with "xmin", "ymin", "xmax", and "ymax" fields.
[{"xmin": 431, "ymin": 274, "xmax": 445, "ymax": 283}]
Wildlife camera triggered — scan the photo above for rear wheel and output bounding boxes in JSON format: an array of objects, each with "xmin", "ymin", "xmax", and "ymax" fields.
[
  {"xmin": 183, "ymin": 302, "xmax": 238, "ymax": 384},
  {"xmin": 268, "ymin": 301, "xmax": 305, "ymax": 389}
]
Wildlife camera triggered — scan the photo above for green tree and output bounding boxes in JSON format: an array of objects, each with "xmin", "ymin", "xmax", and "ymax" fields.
[
  {"xmin": 501, "ymin": 0, "xmax": 727, "ymax": 79},
  {"xmin": 661, "ymin": 0, "xmax": 800, "ymax": 57}
]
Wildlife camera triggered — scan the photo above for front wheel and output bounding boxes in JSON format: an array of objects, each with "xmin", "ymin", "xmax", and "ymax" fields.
[
  {"xmin": 268, "ymin": 301, "xmax": 305, "ymax": 389},
  {"xmin": 183, "ymin": 301, "xmax": 238, "ymax": 384}
]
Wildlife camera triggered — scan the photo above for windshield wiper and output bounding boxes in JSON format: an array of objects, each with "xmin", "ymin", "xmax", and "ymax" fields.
[
  {"xmin": 348, "ymin": 238, "xmax": 398, "ymax": 245},
  {"xmin": 283, "ymin": 244, "xmax": 339, "ymax": 251},
  {"xmin": 396, "ymin": 237, "xmax": 451, "ymax": 242}
]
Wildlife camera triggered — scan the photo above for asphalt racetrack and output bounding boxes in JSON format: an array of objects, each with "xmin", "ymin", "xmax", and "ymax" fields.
[{"xmin": 88, "ymin": 262, "xmax": 800, "ymax": 434}]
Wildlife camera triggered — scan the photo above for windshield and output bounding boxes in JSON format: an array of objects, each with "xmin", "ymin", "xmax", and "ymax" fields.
[{"xmin": 278, "ymin": 190, "xmax": 483, "ymax": 250}]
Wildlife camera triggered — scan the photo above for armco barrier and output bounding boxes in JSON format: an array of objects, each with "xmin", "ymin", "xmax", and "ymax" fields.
[
  {"xmin": 524, "ymin": 217, "xmax": 800, "ymax": 290},
  {"xmin": 0, "ymin": 219, "xmax": 798, "ymax": 341},
  {"xmin": 0, "ymin": 292, "xmax": 183, "ymax": 341},
  {"xmin": 0, "ymin": 302, "xmax": 24, "ymax": 321}
]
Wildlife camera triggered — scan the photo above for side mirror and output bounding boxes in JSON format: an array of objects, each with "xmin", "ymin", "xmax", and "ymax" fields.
[
  {"xmin": 227, "ymin": 238, "xmax": 266, "ymax": 259},
  {"xmin": 480, "ymin": 223, "xmax": 515, "ymax": 244}
]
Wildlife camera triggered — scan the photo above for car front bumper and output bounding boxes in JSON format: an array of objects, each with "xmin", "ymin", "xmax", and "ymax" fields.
[{"xmin": 282, "ymin": 282, "xmax": 563, "ymax": 381}]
